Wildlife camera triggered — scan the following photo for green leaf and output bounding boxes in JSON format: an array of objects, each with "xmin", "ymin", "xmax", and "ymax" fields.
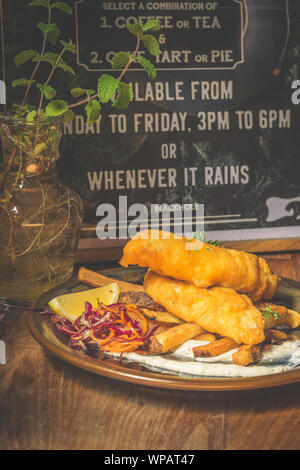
[
  {"xmin": 26, "ymin": 110, "xmax": 37, "ymax": 122},
  {"xmin": 70, "ymin": 87, "xmax": 95, "ymax": 98},
  {"xmin": 37, "ymin": 22, "xmax": 57, "ymax": 35},
  {"xmin": 63, "ymin": 109, "xmax": 75, "ymax": 122},
  {"xmin": 127, "ymin": 23, "xmax": 144, "ymax": 39},
  {"xmin": 36, "ymin": 83, "xmax": 56, "ymax": 100},
  {"xmin": 111, "ymin": 51, "xmax": 131, "ymax": 70},
  {"xmin": 32, "ymin": 52, "xmax": 59, "ymax": 65},
  {"xmin": 34, "ymin": 142, "xmax": 47, "ymax": 155},
  {"xmin": 142, "ymin": 34, "xmax": 160, "ymax": 56},
  {"xmin": 14, "ymin": 49, "xmax": 38, "ymax": 66},
  {"xmin": 142, "ymin": 19, "xmax": 161, "ymax": 32},
  {"xmin": 45, "ymin": 99, "xmax": 69, "ymax": 116},
  {"xmin": 33, "ymin": 52, "xmax": 76, "ymax": 75},
  {"xmin": 28, "ymin": 0, "xmax": 48, "ymax": 7},
  {"xmin": 60, "ymin": 39, "xmax": 76, "ymax": 54},
  {"xmin": 97, "ymin": 74, "xmax": 119, "ymax": 103},
  {"xmin": 12, "ymin": 78, "xmax": 36, "ymax": 87},
  {"xmin": 51, "ymin": 2, "xmax": 72, "ymax": 15},
  {"xmin": 47, "ymin": 24, "xmax": 61, "ymax": 45},
  {"xmin": 136, "ymin": 56, "xmax": 156, "ymax": 79},
  {"xmin": 112, "ymin": 82, "xmax": 133, "ymax": 110},
  {"xmin": 85, "ymin": 99, "xmax": 101, "ymax": 124},
  {"xmin": 55, "ymin": 58, "xmax": 75, "ymax": 75}
]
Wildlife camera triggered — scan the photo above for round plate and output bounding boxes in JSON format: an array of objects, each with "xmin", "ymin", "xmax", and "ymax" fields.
[{"xmin": 27, "ymin": 267, "xmax": 300, "ymax": 391}]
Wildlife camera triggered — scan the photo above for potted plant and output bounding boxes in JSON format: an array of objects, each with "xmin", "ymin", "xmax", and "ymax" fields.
[{"xmin": 0, "ymin": 0, "xmax": 160, "ymax": 310}]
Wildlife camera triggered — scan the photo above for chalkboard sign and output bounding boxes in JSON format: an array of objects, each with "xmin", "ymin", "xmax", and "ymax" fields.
[{"xmin": 2, "ymin": 0, "xmax": 300, "ymax": 256}]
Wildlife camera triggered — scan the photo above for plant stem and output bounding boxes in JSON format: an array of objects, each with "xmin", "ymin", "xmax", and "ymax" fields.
[
  {"xmin": 34, "ymin": 47, "xmax": 68, "ymax": 145},
  {"xmin": 2, "ymin": 1, "xmax": 52, "ymax": 194},
  {"xmin": 119, "ymin": 36, "xmax": 141, "ymax": 80},
  {"xmin": 69, "ymin": 37, "xmax": 141, "ymax": 110},
  {"xmin": 3, "ymin": 0, "xmax": 65, "ymax": 193},
  {"xmin": 0, "ymin": 146, "xmax": 17, "ymax": 193},
  {"xmin": 46, "ymin": 48, "xmax": 67, "ymax": 86},
  {"xmin": 21, "ymin": 0, "xmax": 52, "ymax": 110},
  {"xmin": 37, "ymin": 47, "xmax": 67, "ymax": 117}
]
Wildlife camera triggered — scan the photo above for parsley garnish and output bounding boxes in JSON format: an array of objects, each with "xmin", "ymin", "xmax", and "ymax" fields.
[
  {"xmin": 261, "ymin": 305, "xmax": 280, "ymax": 320},
  {"xmin": 207, "ymin": 239, "xmax": 220, "ymax": 247}
]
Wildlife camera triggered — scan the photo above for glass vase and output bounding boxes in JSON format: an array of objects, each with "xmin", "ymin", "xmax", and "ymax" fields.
[{"xmin": 0, "ymin": 114, "xmax": 83, "ymax": 312}]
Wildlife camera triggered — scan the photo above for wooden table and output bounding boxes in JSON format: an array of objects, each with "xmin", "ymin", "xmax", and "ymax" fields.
[{"xmin": 1, "ymin": 253, "xmax": 300, "ymax": 450}]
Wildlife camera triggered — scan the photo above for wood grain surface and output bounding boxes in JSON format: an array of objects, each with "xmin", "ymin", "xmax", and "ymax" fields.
[{"xmin": 1, "ymin": 253, "xmax": 300, "ymax": 450}]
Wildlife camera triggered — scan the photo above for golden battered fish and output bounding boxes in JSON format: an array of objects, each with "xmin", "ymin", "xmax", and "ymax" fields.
[
  {"xmin": 120, "ymin": 230, "xmax": 278, "ymax": 301},
  {"xmin": 143, "ymin": 270, "xmax": 265, "ymax": 345}
]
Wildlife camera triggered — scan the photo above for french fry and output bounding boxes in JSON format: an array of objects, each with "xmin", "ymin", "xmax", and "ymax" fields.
[
  {"xmin": 78, "ymin": 267, "xmax": 143, "ymax": 292},
  {"xmin": 255, "ymin": 301, "xmax": 287, "ymax": 329},
  {"xmin": 148, "ymin": 323, "xmax": 205, "ymax": 354},
  {"xmin": 140, "ymin": 308, "xmax": 183, "ymax": 324},
  {"xmin": 193, "ymin": 338, "xmax": 239, "ymax": 358},
  {"xmin": 256, "ymin": 301, "xmax": 300, "ymax": 330},
  {"xmin": 194, "ymin": 333, "xmax": 217, "ymax": 342},
  {"xmin": 264, "ymin": 329, "xmax": 289, "ymax": 343},
  {"xmin": 287, "ymin": 332, "xmax": 300, "ymax": 341},
  {"xmin": 285, "ymin": 309, "xmax": 300, "ymax": 329},
  {"xmin": 232, "ymin": 344, "xmax": 263, "ymax": 367}
]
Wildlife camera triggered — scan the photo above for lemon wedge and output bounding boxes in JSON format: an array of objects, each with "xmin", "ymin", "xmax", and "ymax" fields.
[{"xmin": 48, "ymin": 283, "xmax": 120, "ymax": 322}]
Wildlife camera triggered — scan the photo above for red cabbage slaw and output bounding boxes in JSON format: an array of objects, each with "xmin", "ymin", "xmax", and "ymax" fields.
[{"xmin": 47, "ymin": 301, "xmax": 159, "ymax": 356}]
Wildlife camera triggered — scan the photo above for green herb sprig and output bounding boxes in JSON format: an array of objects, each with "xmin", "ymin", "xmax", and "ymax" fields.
[
  {"xmin": 0, "ymin": 0, "xmax": 161, "ymax": 192},
  {"xmin": 261, "ymin": 305, "xmax": 280, "ymax": 320},
  {"xmin": 12, "ymin": 1, "xmax": 161, "ymax": 124}
]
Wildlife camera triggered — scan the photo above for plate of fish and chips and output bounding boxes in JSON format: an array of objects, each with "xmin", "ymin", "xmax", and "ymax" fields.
[{"xmin": 28, "ymin": 230, "xmax": 300, "ymax": 391}]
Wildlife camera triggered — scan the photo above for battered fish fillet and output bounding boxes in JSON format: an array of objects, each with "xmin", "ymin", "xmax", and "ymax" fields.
[
  {"xmin": 120, "ymin": 230, "xmax": 278, "ymax": 301},
  {"xmin": 144, "ymin": 270, "xmax": 265, "ymax": 345}
]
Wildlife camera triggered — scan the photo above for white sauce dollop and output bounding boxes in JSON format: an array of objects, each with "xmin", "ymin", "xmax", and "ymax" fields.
[{"xmin": 108, "ymin": 331, "xmax": 300, "ymax": 378}]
